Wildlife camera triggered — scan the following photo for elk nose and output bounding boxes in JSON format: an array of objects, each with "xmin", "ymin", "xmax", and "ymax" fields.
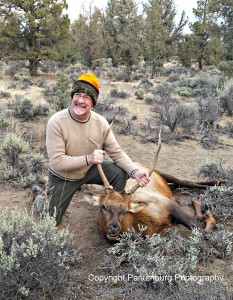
[{"xmin": 108, "ymin": 223, "xmax": 120, "ymax": 234}]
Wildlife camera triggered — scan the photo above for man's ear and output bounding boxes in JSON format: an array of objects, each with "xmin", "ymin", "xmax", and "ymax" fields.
[
  {"xmin": 82, "ymin": 194, "xmax": 100, "ymax": 207},
  {"xmin": 128, "ymin": 201, "xmax": 148, "ymax": 213}
]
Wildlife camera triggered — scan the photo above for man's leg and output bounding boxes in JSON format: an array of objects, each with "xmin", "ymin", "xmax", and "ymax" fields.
[{"xmin": 47, "ymin": 172, "xmax": 82, "ymax": 224}]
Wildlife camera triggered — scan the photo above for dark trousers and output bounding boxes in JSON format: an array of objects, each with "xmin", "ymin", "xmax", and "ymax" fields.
[{"xmin": 47, "ymin": 161, "xmax": 128, "ymax": 224}]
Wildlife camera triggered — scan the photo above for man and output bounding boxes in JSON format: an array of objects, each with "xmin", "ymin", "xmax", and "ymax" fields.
[{"xmin": 46, "ymin": 73, "xmax": 150, "ymax": 224}]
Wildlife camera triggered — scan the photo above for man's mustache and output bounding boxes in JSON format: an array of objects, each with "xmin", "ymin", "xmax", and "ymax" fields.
[{"xmin": 74, "ymin": 102, "xmax": 86, "ymax": 108}]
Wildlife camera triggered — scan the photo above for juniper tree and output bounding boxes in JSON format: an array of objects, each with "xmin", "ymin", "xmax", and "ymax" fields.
[
  {"xmin": 190, "ymin": 0, "xmax": 224, "ymax": 70},
  {"xmin": 71, "ymin": 6, "xmax": 105, "ymax": 69},
  {"xmin": 217, "ymin": 0, "xmax": 233, "ymax": 60},
  {"xmin": 142, "ymin": 0, "xmax": 187, "ymax": 78},
  {"xmin": 0, "ymin": 0, "xmax": 70, "ymax": 76},
  {"xmin": 102, "ymin": 0, "xmax": 142, "ymax": 70}
]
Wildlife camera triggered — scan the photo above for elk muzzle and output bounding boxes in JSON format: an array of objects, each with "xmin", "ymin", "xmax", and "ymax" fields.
[{"xmin": 106, "ymin": 222, "xmax": 121, "ymax": 240}]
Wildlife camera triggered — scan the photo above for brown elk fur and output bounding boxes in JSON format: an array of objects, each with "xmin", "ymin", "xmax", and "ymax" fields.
[{"xmin": 97, "ymin": 166, "xmax": 199, "ymax": 241}]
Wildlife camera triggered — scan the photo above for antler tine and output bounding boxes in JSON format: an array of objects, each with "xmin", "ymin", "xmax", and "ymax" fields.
[
  {"xmin": 102, "ymin": 121, "xmax": 113, "ymax": 146},
  {"xmin": 89, "ymin": 122, "xmax": 114, "ymax": 191},
  {"xmin": 127, "ymin": 130, "xmax": 162, "ymax": 195},
  {"xmin": 148, "ymin": 129, "xmax": 162, "ymax": 177}
]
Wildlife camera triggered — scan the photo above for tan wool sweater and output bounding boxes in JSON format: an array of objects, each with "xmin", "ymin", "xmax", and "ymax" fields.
[{"xmin": 46, "ymin": 108, "xmax": 137, "ymax": 180}]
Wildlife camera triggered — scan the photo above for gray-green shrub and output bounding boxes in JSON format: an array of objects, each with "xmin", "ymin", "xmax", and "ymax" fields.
[
  {"xmin": 175, "ymin": 74, "xmax": 219, "ymax": 98},
  {"xmin": 135, "ymin": 87, "xmax": 144, "ymax": 100},
  {"xmin": 107, "ymin": 67, "xmax": 131, "ymax": 82},
  {"xmin": 0, "ymin": 208, "xmax": 80, "ymax": 299},
  {"xmin": 108, "ymin": 226, "xmax": 232, "ymax": 297},
  {"xmin": 5, "ymin": 61, "xmax": 28, "ymax": 77},
  {"xmin": 198, "ymin": 159, "xmax": 231, "ymax": 181},
  {"xmin": 0, "ymin": 115, "xmax": 10, "ymax": 131},
  {"xmin": 110, "ymin": 88, "xmax": 130, "ymax": 99},
  {"xmin": 0, "ymin": 90, "xmax": 11, "ymax": 98},
  {"xmin": 8, "ymin": 94, "xmax": 48, "ymax": 120},
  {"xmin": 218, "ymin": 78, "xmax": 233, "ymax": 116},
  {"xmin": 199, "ymin": 185, "xmax": 233, "ymax": 226},
  {"xmin": 43, "ymin": 74, "xmax": 71, "ymax": 111},
  {"xmin": 153, "ymin": 98, "xmax": 197, "ymax": 134},
  {"xmin": 174, "ymin": 86, "xmax": 192, "ymax": 97},
  {"xmin": 0, "ymin": 133, "xmax": 46, "ymax": 187},
  {"xmin": 196, "ymin": 97, "xmax": 221, "ymax": 131},
  {"xmin": 10, "ymin": 95, "xmax": 34, "ymax": 120}
]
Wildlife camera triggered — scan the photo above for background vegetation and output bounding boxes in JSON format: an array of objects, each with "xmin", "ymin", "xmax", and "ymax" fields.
[
  {"xmin": 0, "ymin": 0, "xmax": 233, "ymax": 299},
  {"xmin": 0, "ymin": 0, "xmax": 233, "ymax": 77}
]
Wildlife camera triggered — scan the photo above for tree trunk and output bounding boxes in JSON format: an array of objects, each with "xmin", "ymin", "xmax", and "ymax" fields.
[
  {"xmin": 0, "ymin": 48, "xmax": 10, "ymax": 60},
  {"xmin": 29, "ymin": 59, "xmax": 39, "ymax": 76},
  {"xmin": 198, "ymin": 55, "xmax": 205, "ymax": 70},
  {"xmin": 151, "ymin": 62, "xmax": 156, "ymax": 79}
]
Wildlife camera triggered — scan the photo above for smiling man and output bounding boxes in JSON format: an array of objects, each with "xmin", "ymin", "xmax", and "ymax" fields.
[{"xmin": 46, "ymin": 73, "xmax": 150, "ymax": 224}]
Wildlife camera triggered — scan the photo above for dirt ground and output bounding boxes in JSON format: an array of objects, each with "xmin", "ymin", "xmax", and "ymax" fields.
[{"xmin": 0, "ymin": 73, "xmax": 233, "ymax": 298}]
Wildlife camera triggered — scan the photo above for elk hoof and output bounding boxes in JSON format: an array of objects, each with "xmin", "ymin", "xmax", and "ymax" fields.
[
  {"xmin": 203, "ymin": 212, "xmax": 216, "ymax": 233},
  {"xmin": 192, "ymin": 199, "xmax": 204, "ymax": 222}
]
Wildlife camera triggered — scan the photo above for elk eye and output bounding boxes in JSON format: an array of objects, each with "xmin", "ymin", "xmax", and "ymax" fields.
[{"xmin": 102, "ymin": 204, "xmax": 106, "ymax": 211}]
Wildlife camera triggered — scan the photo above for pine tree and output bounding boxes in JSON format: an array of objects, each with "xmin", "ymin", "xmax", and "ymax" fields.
[
  {"xmin": 190, "ymin": 0, "xmax": 224, "ymax": 70},
  {"xmin": 217, "ymin": 0, "xmax": 233, "ymax": 60},
  {"xmin": 178, "ymin": 34, "xmax": 196, "ymax": 68},
  {"xmin": 103, "ymin": 0, "xmax": 142, "ymax": 70},
  {"xmin": 71, "ymin": 6, "xmax": 105, "ymax": 69},
  {"xmin": 0, "ymin": 0, "xmax": 70, "ymax": 75},
  {"xmin": 143, "ymin": 0, "xmax": 187, "ymax": 78}
]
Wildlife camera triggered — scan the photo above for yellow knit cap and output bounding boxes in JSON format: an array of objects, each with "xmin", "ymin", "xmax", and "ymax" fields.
[
  {"xmin": 71, "ymin": 73, "xmax": 100, "ymax": 106},
  {"xmin": 77, "ymin": 73, "xmax": 100, "ymax": 90}
]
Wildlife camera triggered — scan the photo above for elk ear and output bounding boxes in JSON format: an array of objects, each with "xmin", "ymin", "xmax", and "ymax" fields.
[
  {"xmin": 128, "ymin": 200, "xmax": 148, "ymax": 213},
  {"xmin": 83, "ymin": 194, "xmax": 101, "ymax": 207}
]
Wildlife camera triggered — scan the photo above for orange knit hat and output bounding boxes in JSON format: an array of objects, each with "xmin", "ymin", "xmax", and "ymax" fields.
[{"xmin": 71, "ymin": 73, "xmax": 100, "ymax": 106}]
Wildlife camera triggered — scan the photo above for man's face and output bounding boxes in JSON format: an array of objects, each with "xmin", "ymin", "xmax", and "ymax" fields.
[{"xmin": 71, "ymin": 92, "xmax": 93, "ymax": 119}]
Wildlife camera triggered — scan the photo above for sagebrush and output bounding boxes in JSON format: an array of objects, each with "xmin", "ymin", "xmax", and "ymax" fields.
[{"xmin": 0, "ymin": 208, "xmax": 80, "ymax": 300}]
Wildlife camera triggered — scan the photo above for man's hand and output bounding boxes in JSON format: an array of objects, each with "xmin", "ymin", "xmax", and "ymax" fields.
[
  {"xmin": 133, "ymin": 170, "xmax": 150, "ymax": 187},
  {"xmin": 87, "ymin": 149, "xmax": 105, "ymax": 164}
]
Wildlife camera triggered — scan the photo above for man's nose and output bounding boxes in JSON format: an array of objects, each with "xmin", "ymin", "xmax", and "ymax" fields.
[{"xmin": 77, "ymin": 97, "xmax": 85, "ymax": 103}]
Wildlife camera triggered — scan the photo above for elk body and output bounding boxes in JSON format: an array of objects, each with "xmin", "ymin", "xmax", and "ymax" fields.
[
  {"xmin": 97, "ymin": 165, "xmax": 200, "ymax": 241},
  {"xmin": 90, "ymin": 128, "xmax": 219, "ymax": 242}
]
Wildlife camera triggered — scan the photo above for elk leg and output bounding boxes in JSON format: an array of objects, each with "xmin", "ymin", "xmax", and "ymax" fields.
[
  {"xmin": 192, "ymin": 199, "xmax": 204, "ymax": 222},
  {"xmin": 203, "ymin": 212, "xmax": 216, "ymax": 233},
  {"xmin": 156, "ymin": 170, "xmax": 224, "ymax": 189},
  {"xmin": 169, "ymin": 201, "xmax": 198, "ymax": 231}
]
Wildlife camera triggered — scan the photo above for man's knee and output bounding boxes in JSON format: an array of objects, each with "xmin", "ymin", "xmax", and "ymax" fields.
[{"xmin": 110, "ymin": 165, "xmax": 128, "ymax": 192}]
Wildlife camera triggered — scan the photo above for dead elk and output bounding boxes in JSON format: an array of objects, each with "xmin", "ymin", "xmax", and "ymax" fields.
[
  {"xmin": 97, "ymin": 172, "xmax": 199, "ymax": 241},
  {"xmin": 90, "ymin": 129, "xmax": 220, "ymax": 241}
]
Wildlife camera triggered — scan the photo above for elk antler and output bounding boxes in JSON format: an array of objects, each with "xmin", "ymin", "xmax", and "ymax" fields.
[
  {"xmin": 127, "ymin": 129, "xmax": 162, "ymax": 195},
  {"xmin": 89, "ymin": 122, "xmax": 114, "ymax": 191}
]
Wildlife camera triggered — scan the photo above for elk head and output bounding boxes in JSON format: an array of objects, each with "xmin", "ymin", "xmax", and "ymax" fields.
[{"xmin": 97, "ymin": 189, "xmax": 150, "ymax": 241}]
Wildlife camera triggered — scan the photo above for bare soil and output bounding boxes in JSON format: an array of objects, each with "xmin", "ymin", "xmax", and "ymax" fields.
[{"xmin": 0, "ymin": 74, "xmax": 232, "ymax": 299}]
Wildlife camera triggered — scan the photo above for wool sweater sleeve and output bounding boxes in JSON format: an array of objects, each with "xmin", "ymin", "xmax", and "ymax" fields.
[
  {"xmin": 46, "ymin": 115, "xmax": 87, "ymax": 172},
  {"xmin": 103, "ymin": 128, "xmax": 136, "ymax": 176}
]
